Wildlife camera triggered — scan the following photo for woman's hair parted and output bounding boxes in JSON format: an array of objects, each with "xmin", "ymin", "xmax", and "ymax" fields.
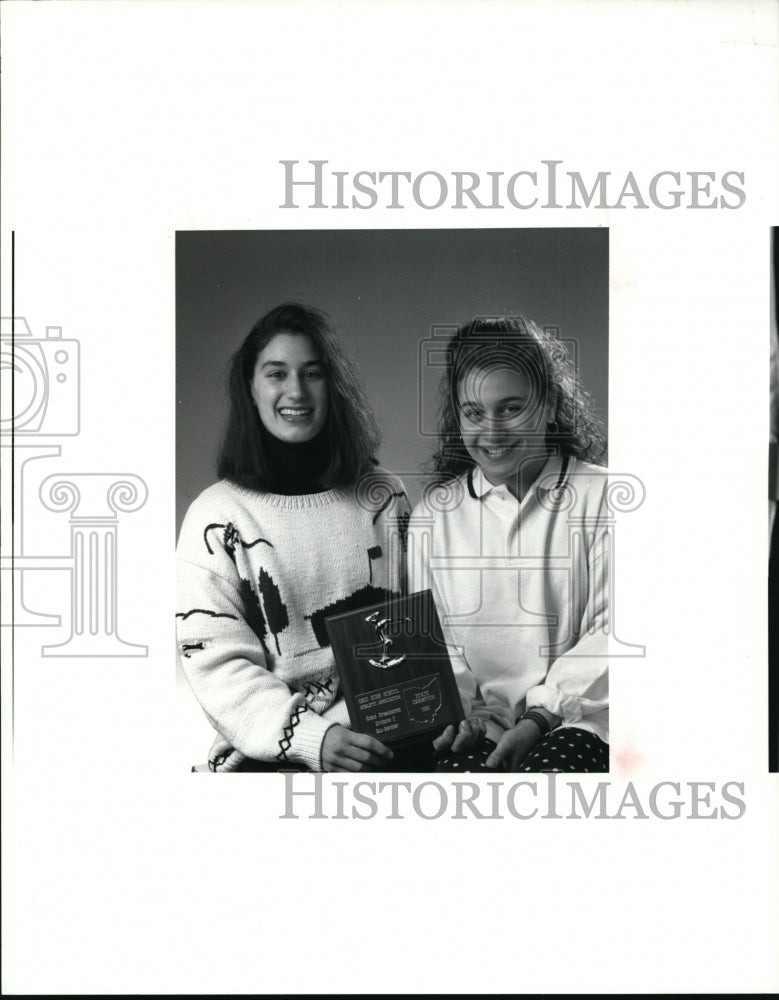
[
  {"xmin": 217, "ymin": 302, "xmax": 380, "ymax": 489},
  {"xmin": 431, "ymin": 314, "xmax": 607, "ymax": 484}
]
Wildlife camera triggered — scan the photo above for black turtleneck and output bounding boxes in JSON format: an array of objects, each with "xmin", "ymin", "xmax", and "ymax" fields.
[{"xmin": 260, "ymin": 425, "xmax": 332, "ymax": 495}]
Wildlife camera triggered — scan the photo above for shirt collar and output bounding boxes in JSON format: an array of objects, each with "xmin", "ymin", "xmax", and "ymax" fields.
[{"xmin": 467, "ymin": 453, "xmax": 569, "ymax": 501}]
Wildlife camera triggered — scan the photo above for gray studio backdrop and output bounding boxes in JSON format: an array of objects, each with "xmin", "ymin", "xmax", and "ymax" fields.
[{"xmin": 176, "ymin": 228, "xmax": 608, "ymax": 531}]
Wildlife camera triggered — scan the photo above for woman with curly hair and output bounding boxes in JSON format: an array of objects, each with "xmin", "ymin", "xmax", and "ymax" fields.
[
  {"xmin": 176, "ymin": 302, "xmax": 409, "ymax": 772},
  {"xmin": 407, "ymin": 315, "xmax": 611, "ymax": 773}
]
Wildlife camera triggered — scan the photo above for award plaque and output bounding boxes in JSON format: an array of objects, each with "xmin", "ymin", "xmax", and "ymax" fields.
[{"xmin": 325, "ymin": 589, "xmax": 464, "ymax": 749}]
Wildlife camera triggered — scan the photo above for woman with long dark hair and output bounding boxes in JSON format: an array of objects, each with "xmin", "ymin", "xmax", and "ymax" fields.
[
  {"xmin": 408, "ymin": 315, "xmax": 611, "ymax": 773},
  {"xmin": 177, "ymin": 303, "xmax": 409, "ymax": 772}
]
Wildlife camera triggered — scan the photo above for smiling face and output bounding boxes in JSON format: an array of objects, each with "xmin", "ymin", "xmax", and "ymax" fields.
[
  {"xmin": 250, "ymin": 332, "xmax": 328, "ymax": 444},
  {"xmin": 457, "ymin": 363, "xmax": 555, "ymax": 493}
]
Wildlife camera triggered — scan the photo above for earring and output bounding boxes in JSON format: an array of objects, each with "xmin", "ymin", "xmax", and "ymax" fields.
[{"xmin": 547, "ymin": 420, "xmax": 560, "ymax": 434}]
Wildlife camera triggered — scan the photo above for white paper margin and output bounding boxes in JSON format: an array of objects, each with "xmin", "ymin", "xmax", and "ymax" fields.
[{"xmin": 2, "ymin": 0, "xmax": 778, "ymax": 994}]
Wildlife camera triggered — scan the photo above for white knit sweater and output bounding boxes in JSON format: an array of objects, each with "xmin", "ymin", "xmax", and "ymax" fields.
[{"xmin": 176, "ymin": 473, "xmax": 410, "ymax": 770}]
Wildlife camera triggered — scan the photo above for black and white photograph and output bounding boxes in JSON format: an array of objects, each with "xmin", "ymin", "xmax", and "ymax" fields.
[
  {"xmin": 2, "ymin": 1, "xmax": 777, "ymax": 994},
  {"xmin": 175, "ymin": 228, "xmax": 615, "ymax": 776}
]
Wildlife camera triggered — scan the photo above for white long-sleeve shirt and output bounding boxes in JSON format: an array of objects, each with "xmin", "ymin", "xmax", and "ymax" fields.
[{"xmin": 407, "ymin": 455, "xmax": 610, "ymax": 745}]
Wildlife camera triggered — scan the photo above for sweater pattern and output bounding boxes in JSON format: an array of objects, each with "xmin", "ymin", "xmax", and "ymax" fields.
[{"xmin": 176, "ymin": 474, "xmax": 410, "ymax": 769}]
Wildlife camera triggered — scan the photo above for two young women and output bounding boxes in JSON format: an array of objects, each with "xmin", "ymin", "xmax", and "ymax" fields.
[{"xmin": 176, "ymin": 303, "xmax": 610, "ymax": 773}]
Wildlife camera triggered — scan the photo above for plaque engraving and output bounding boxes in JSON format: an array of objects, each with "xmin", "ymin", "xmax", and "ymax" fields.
[{"xmin": 325, "ymin": 589, "xmax": 464, "ymax": 749}]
